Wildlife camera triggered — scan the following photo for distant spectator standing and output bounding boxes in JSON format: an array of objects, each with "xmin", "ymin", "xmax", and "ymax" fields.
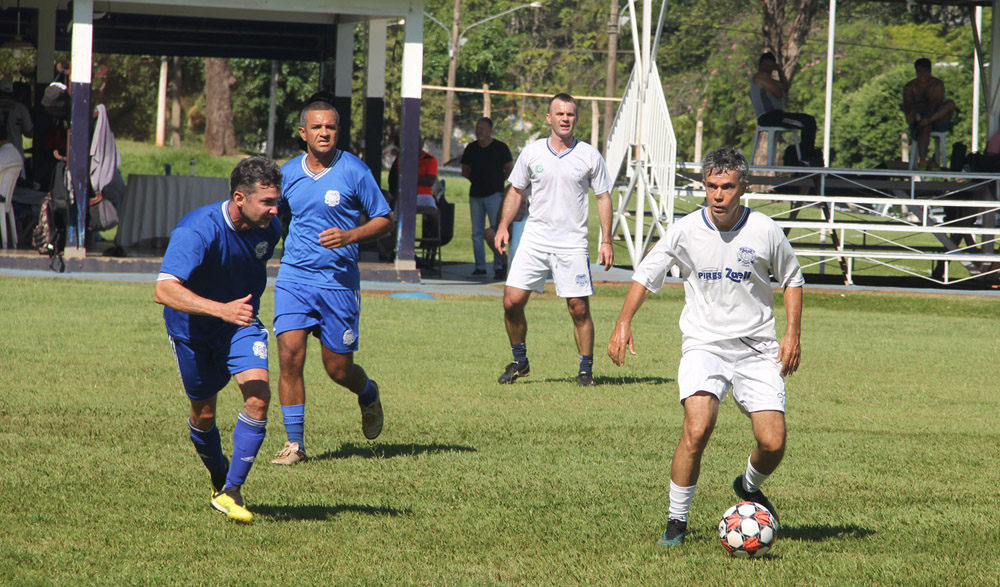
[
  {"xmin": 0, "ymin": 79, "xmax": 33, "ymax": 160},
  {"xmin": 750, "ymin": 52, "xmax": 817, "ymax": 162},
  {"xmin": 461, "ymin": 117, "xmax": 514, "ymax": 279},
  {"xmin": 902, "ymin": 57, "xmax": 956, "ymax": 169}
]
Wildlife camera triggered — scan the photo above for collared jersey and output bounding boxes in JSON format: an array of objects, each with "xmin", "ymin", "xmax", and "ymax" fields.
[
  {"xmin": 632, "ymin": 207, "xmax": 804, "ymax": 345},
  {"xmin": 507, "ymin": 138, "xmax": 612, "ymax": 254},
  {"xmin": 277, "ymin": 150, "xmax": 391, "ymax": 290},
  {"xmin": 160, "ymin": 200, "xmax": 281, "ymax": 343}
]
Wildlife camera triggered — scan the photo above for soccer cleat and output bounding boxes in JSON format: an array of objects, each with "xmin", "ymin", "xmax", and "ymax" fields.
[
  {"xmin": 211, "ymin": 456, "xmax": 230, "ymax": 493},
  {"xmin": 576, "ymin": 370, "xmax": 595, "ymax": 387},
  {"xmin": 498, "ymin": 361, "xmax": 530, "ymax": 384},
  {"xmin": 211, "ymin": 486, "xmax": 253, "ymax": 523},
  {"xmin": 360, "ymin": 381, "xmax": 383, "ymax": 440},
  {"xmin": 271, "ymin": 441, "xmax": 307, "ymax": 466},
  {"xmin": 733, "ymin": 475, "xmax": 780, "ymax": 529},
  {"xmin": 658, "ymin": 519, "xmax": 687, "ymax": 546}
]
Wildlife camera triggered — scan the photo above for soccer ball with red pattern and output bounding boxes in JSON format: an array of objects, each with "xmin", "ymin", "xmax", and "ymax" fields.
[{"xmin": 718, "ymin": 501, "xmax": 778, "ymax": 558}]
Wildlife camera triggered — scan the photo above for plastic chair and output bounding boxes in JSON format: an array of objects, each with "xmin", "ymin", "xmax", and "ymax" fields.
[
  {"xmin": 416, "ymin": 199, "xmax": 454, "ymax": 276},
  {"xmin": 0, "ymin": 161, "xmax": 24, "ymax": 250},
  {"xmin": 751, "ymin": 126, "xmax": 801, "ymax": 166},
  {"xmin": 909, "ymin": 130, "xmax": 947, "ymax": 169}
]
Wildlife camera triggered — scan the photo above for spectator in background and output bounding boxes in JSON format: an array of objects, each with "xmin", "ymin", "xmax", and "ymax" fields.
[
  {"xmin": 902, "ymin": 58, "xmax": 956, "ymax": 170},
  {"xmin": 461, "ymin": 117, "xmax": 513, "ymax": 279},
  {"xmin": 0, "ymin": 78, "xmax": 33, "ymax": 160},
  {"xmin": 750, "ymin": 52, "xmax": 818, "ymax": 163}
]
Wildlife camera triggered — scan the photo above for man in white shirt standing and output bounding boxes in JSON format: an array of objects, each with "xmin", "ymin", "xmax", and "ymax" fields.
[
  {"xmin": 607, "ymin": 148, "xmax": 803, "ymax": 547},
  {"xmin": 494, "ymin": 93, "xmax": 614, "ymax": 387}
]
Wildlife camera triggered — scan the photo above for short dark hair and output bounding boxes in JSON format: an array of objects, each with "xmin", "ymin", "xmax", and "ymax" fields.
[
  {"xmin": 230, "ymin": 156, "xmax": 282, "ymax": 199},
  {"xmin": 549, "ymin": 93, "xmax": 577, "ymax": 111},
  {"xmin": 299, "ymin": 101, "xmax": 339, "ymax": 128},
  {"xmin": 915, "ymin": 57, "xmax": 932, "ymax": 70},
  {"xmin": 477, "ymin": 117, "xmax": 493, "ymax": 128},
  {"xmin": 759, "ymin": 52, "xmax": 777, "ymax": 67},
  {"xmin": 702, "ymin": 148, "xmax": 749, "ymax": 185}
]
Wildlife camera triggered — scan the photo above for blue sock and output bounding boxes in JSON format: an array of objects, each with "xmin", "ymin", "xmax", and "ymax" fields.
[
  {"xmin": 280, "ymin": 404, "xmax": 305, "ymax": 449},
  {"xmin": 357, "ymin": 378, "xmax": 378, "ymax": 407},
  {"xmin": 188, "ymin": 419, "xmax": 228, "ymax": 491},
  {"xmin": 579, "ymin": 354, "xmax": 594, "ymax": 373},
  {"xmin": 225, "ymin": 412, "xmax": 267, "ymax": 490},
  {"xmin": 512, "ymin": 343, "xmax": 528, "ymax": 365}
]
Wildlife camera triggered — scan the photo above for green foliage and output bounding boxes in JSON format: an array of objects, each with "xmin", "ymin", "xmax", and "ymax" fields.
[
  {"xmin": 229, "ymin": 59, "xmax": 320, "ymax": 157},
  {"xmin": 2, "ymin": 276, "xmax": 1000, "ymax": 583}
]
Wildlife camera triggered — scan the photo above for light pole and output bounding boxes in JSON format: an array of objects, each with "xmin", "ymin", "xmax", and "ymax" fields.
[{"xmin": 426, "ymin": 1, "xmax": 543, "ymax": 165}]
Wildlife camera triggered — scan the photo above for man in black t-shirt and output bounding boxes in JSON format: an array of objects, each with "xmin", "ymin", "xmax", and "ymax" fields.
[{"xmin": 461, "ymin": 117, "xmax": 513, "ymax": 279}]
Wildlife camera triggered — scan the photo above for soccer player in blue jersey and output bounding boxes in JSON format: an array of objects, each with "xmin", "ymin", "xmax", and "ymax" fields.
[
  {"xmin": 270, "ymin": 100, "xmax": 392, "ymax": 465},
  {"xmin": 155, "ymin": 156, "xmax": 283, "ymax": 523}
]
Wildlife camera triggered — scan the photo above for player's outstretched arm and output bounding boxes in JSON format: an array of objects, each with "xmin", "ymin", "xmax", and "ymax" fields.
[
  {"xmin": 319, "ymin": 214, "xmax": 392, "ymax": 249},
  {"xmin": 778, "ymin": 285, "xmax": 802, "ymax": 376},
  {"xmin": 155, "ymin": 279, "xmax": 255, "ymax": 326},
  {"xmin": 595, "ymin": 191, "xmax": 614, "ymax": 270},
  {"xmin": 607, "ymin": 281, "xmax": 651, "ymax": 366}
]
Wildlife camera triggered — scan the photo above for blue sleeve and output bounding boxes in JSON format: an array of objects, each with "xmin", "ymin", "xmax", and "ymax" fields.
[
  {"xmin": 358, "ymin": 168, "xmax": 391, "ymax": 219},
  {"xmin": 160, "ymin": 226, "xmax": 208, "ymax": 282}
]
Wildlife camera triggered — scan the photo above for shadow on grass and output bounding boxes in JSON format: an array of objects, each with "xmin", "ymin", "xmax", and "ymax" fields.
[
  {"xmin": 254, "ymin": 502, "xmax": 412, "ymax": 521},
  {"xmin": 780, "ymin": 524, "xmax": 875, "ymax": 541},
  {"xmin": 312, "ymin": 442, "xmax": 477, "ymax": 461},
  {"xmin": 525, "ymin": 375, "xmax": 674, "ymax": 385}
]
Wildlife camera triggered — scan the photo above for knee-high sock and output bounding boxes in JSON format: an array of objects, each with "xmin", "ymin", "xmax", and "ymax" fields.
[
  {"xmin": 189, "ymin": 419, "xmax": 228, "ymax": 491},
  {"xmin": 225, "ymin": 412, "xmax": 267, "ymax": 489},
  {"xmin": 742, "ymin": 456, "xmax": 770, "ymax": 493},
  {"xmin": 280, "ymin": 403, "xmax": 305, "ymax": 449},
  {"xmin": 669, "ymin": 480, "xmax": 697, "ymax": 522}
]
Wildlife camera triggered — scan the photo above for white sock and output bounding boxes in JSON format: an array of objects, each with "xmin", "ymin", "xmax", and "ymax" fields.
[
  {"xmin": 668, "ymin": 480, "xmax": 697, "ymax": 522},
  {"xmin": 743, "ymin": 456, "xmax": 770, "ymax": 493}
]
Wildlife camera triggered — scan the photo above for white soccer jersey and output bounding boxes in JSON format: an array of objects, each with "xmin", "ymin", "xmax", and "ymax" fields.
[
  {"xmin": 508, "ymin": 138, "xmax": 613, "ymax": 253},
  {"xmin": 632, "ymin": 207, "xmax": 804, "ymax": 345}
]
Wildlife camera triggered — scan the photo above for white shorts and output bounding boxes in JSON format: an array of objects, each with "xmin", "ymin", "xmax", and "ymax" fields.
[
  {"xmin": 677, "ymin": 338, "xmax": 785, "ymax": 414},
  {"xmin": 505, "ymin": 244, "xmax": 594, "ymax": 298}
]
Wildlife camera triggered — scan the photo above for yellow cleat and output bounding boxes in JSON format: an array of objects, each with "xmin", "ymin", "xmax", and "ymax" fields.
[{"xmin": 211, "ymin": 488, "xmax": 253, "ymax": 523}]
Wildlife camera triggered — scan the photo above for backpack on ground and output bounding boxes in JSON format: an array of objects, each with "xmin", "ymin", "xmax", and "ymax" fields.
[{"xmin": 30, "ymin": 161, "xmax": 71, "ymax": 272}]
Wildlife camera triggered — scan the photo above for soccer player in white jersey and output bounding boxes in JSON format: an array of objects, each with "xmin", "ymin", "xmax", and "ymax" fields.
[
  {"xmin": 494, "ymin": 93, "xmax": 615, "ymax": 387},
  {"xmin": 270, "ymin": 100, "xmax": 392, "ymax": 466},
  {"xmin": 607, "ymin": 148, "xmax": 804, "ymax": 546},
  {"xmin": 155, "ymin": 157, "xmax": 283, "ymax": 523}
]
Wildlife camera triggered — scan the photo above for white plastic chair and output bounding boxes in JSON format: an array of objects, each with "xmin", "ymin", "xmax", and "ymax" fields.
[
  {"xmin": 0, "ymin": 161, "xmax": 24, "ymax": 250},
  {"xmin": 751, "ymin": 126, "xmax": 802, "ymax": 166},
  {"xmin": 908, "ymin": 130, "xmax": 947, "ymax": 169}
]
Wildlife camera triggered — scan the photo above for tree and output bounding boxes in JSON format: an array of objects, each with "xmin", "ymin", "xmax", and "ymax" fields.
[
  {"xmin": 204, "ymin": 57, "xmax": 238, "ymax": 156},
  {"xmin": 759, "ymin": 0, "xmax": 825, "ymax": 88}
]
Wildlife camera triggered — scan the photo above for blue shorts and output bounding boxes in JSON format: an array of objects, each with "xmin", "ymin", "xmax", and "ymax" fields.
[
  {"xmin": 169, "ymin": 323, "xmax": 270, "ymax": 401},
  {"xmin": 273, "ymin": 281, "xmax": 360, "ymax": 353}
]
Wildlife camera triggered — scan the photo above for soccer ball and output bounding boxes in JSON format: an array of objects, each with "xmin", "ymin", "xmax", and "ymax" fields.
[{"xmin": 718, "ymin": 501, "xmax": 778, "ymax": 558}]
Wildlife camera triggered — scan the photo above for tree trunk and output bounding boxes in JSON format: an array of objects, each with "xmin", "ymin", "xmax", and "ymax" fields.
[
  {"xmin": 204, "ymin": 57, "xmax": 237, "ymax": 156},
  {"xmin": 759, "ymin": 0, "xmax": 823, "ymax": 88}
]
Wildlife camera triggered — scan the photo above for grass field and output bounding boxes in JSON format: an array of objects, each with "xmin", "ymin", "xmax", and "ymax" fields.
[{"xmin": 1, "ymin": 276, "xmax": 999, "ymax": 584}]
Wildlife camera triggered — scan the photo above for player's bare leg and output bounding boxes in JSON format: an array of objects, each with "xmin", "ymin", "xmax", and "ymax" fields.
[
  {"xmin": 322, "ymin": 346, "xmax": 383, "ymax": 440},
  {"xmin": 567, "ymin": 296, "xmax": 596, "ymax": 386},
  {"xmin": 734, "ymin": 409, "xmax": 786, "ymax": 527},
  {"xmin": 273, "ymin": 329, "xmax": 309, "ymax": 464},
  {"xmin": 499, "ymin": 286, "xmax": 532, "ymax": 383},
  {"xmin": 661, "ymin": 392, "xmax": 719, "ymax": 545}
]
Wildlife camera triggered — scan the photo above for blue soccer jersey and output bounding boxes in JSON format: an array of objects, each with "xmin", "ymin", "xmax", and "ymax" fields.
[
  {"xmin": 159, "ymin": 200, "xmax": 281, "ymax": 343},
  {"xmin": 277, "ymin": 150, "xmax": 391, "ymax": 290}
]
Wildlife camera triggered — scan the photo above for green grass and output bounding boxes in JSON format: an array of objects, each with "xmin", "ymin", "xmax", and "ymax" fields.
[{"xmin": 1, "ymin": 277, "xmax": 999, "ymax": 584}]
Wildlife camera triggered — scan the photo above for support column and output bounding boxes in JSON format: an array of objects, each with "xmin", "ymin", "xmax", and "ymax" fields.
[
  {"xmin": 68, "ymin": 0, "xmax": 93, "ymax": 255},
  {"xmin": 334, "ymin": 21, "xmax": 355, "ymax": 152},
  {"xmin": 156, "ymin": 57, "xmax": 168, "ymax": 146},
  {"xmin": 396, "ymin": 9, "xmax": 424, "ymax": 272},
  {"xmin": 364, "ymin": 19, "xmax": 388, "ymax": 181}
]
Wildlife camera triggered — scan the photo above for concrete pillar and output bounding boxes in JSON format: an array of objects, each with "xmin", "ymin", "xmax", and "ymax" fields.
[
  {"xmin": 364, "ymin": 19, "xmax": 387, "ymax": 181},
  {"xmin": 68, "ymin": 0, "xmax": 93, "ymax": 254},
  {"xmin": 334, "ymin": 21, "xmax": 355, "ymax": 152},
  {"xmin": 396, "ymin": 8, "xmax": 424, "ymax": 272}
]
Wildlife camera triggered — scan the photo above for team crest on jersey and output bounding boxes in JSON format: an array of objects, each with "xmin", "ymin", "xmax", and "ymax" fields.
[
  {"xmin": 737, "ymin": 247, "xmax": 756, "ymax": 267},
  {"xmin": 575, "ymin": 273, "xmax": 590, "ymax": 287},
  {"xmin": 252, "ymin": 341, "xmax": 267, "ymax": 360},
  {"xmin": 343, "ymin": 328, "xmax": 356, "ymax": 346},
  {"xmin": 255, "ymin": 241, "xmax": 269, "ymax": 259},
  {"xmin": 325, "ymin": 190, "xmax": 342, "ymax": 207},
  {"xmin": 535, "ymin": 163, "xmax": 545, "ymax": 174}
]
